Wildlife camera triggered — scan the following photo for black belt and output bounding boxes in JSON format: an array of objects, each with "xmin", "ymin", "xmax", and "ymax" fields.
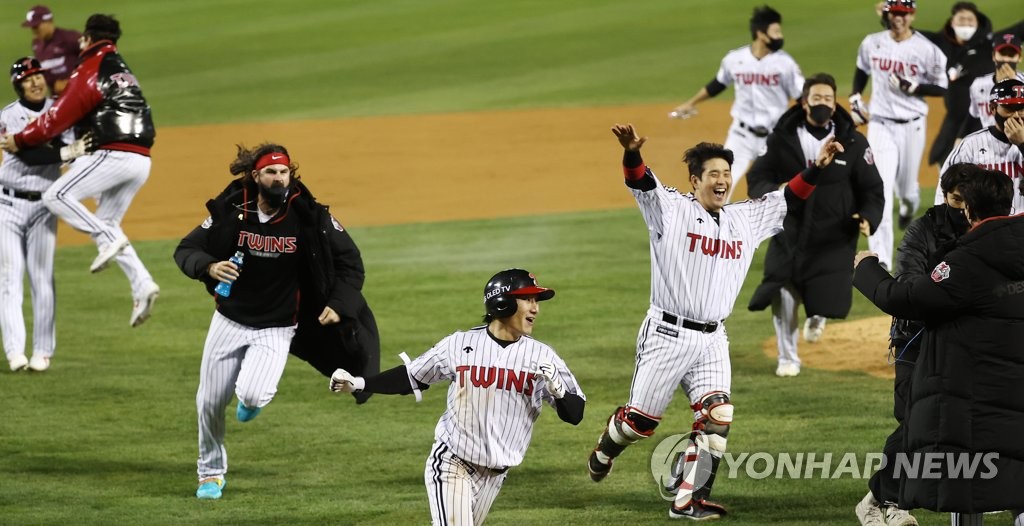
[
  {"xmin": 662, "ymin": 312, "xmax": 719, "ymax": 333},
  {"xmin": 877, "ymin": 115, "xmax": 922, "ymax": 124},
  {"xmin": 738, "ymin": 121, "xmax": 770, "ymax": 138},
  {"xmin": 1, "ymin": 186, "xmax": 43, "ymax": 201}
]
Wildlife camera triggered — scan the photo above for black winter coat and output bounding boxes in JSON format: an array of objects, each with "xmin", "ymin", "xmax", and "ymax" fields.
[
  {"xmin": 854, "ymin": 215, "xmax": 1024, "ymax": 513},
  {"xmin": 747, "ymin": 105, "xmax": 885, "ymax": 318},
  {"xmin": 173, "ymin": 178, "xmax": 380, "ymax": 393}
]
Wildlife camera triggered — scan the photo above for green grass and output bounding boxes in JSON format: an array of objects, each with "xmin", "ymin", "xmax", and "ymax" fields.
[{"xmin": 0, "ymin": 199, "xmax": 970, "ymax": 525}]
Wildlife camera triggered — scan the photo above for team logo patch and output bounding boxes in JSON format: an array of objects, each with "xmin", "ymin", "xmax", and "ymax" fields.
[
  {"xmin": 930, "ymin": 261, "xmax": 951, "ymax": 282},
  {"xmin": 200, "ymin": 216, "xmax": 213, "ymax": 229},
  {"xmin": 863, "ymin": 147, "xmax": 874, "ymax": 166},
  {"xmin": 330, "ymin": 215, "xmax": 344, "ymax": 232}
]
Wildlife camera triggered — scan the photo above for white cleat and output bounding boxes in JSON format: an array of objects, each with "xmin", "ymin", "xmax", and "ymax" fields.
[
  {"xmin": 28, "ymin": 355, "xmax": 50, "ymax": 372},
  {"xmin": 775, "ymin": 363, "xmax": 800, "ymax": 377},
  {"xmin": 90, "ymin": 233, "xmax": 130, "ymax": 273},
  {"xmin": 882, "ymin": 505, "xmax": 918, "ymax": 526},
  {"xmin": 854, "ymin": 491, "xmax": 886, "ymax": 526},
  {"xmin": 8, "ymin": 354, "xmax": 28, "ymax": 371},
  {"xmin": 802, "ymin": 316, "xmax": 827, "ymax": 343},
  {"xmin": 130, "ymin": 281, "xmax": 161, "ymax": 328}
]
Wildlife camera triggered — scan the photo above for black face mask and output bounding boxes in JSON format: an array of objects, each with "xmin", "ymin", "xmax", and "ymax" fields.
[
  {"xmin": 767, "ymin": 38, "xmax": 784, "ymax": 51},
  {"xmin": 945, "ymin": 205, "xmax": 970, "ymax": 234},
  {"xmin": 995, "ymin": 60, "xmax": 1019, "ymax": 70},
  {"xmin": 808, "ymin": 104, "xmax": 834, "ymax": 126},
  {"xmin": 994, "ymin": 112, "xmax": 1008, "ymax": 131},
  {"xmin": 258, "ymin": 183, "xmax": 290, "ymax": 209}
]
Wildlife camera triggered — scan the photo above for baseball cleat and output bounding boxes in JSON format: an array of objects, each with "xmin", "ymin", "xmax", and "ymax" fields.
[
  {"xmin": 802, "ymin": 316, "xmax": 826, "ymax": 343},
  {"xmin": 8, "ymin": 354, "xmax": 29, "ymax": 371},
  {"xmin": 196, "ymin": 477, "xmax": 226, "ymax": 500},
  {"xmin": 669, "ymin": 499, "xmax": 727, "ymax": 520},
  {"xmin": 130, "ymin": 281, "xmax": 161, "ymax": 328},
  {"xmin": 27, "ymin": 355, "xmax": 50, "ymax": 372},
  {"xmin": 775, "ymin": 363, "xmax": 800, "ymax": 377},
  {"xmin": 882, "ymin": 505, "xmax": 918, "ymax": 526},
  {"xmin": 587, "ymin": 450, "xmax": 612, "ymax": 482},
  {"xmin": 90, "ymin": 233, "xmax": 130, "ymax": 273},
  {"xmin": 237, "ymin": 401, "xmax": 262, "ymax": 422},
  {"xmin": 854, "ymin": 491, "xmax": 886, "ymax": 526}
]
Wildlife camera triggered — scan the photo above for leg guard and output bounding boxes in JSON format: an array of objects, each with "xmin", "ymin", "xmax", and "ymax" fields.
[
  {"xmin": 589, "ymin": 406, "xmax": 659, "ymax": 482},
  {"xmin": 670, "ymin": 392, "xmax": 733, "ymax": 509}
]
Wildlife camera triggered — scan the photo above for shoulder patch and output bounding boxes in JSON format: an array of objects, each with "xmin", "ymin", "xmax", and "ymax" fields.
[
  {"xmin": 863, "ymin": 147, "xmax": 874, "ymax": 166},
  {"xmin": 200, "ymin": 216, "xmax": 213, "ymax": 229},
  {"xmin": 330, "ymin": 215, "xmax": 344, "ymax": 232},
  {"xmin": 930, "ymin": 261, "xmax": 951, "ymax": 283}
]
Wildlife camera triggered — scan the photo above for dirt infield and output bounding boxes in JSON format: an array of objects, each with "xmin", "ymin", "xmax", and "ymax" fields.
[{"xmin": 761, "ymin": 316, "xmax": 897, "ymax": 379}]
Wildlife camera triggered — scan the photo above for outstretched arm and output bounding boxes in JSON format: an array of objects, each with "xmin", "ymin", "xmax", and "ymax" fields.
[
  {"xmin": 612, "ymin": 123, "xmax": 655, "ymax": 191},
  {"xmin": 329, "ymin": 365, "xmax": 429, "ymax": 395}
]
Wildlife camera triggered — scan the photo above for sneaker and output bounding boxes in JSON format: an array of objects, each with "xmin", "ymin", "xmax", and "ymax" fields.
[
  {"xmin": 775, "ymin": 363, "xmax": 800, "ymax": 377},
  {"xmin": 883, "ymin": 505, "xmax": 918, "ymax": 526},
  {"xmin": 196, "ymin": 477, "xmax": 226, "ymax": 500},
  {"xmin": 90, "ymin": 233, "xmax": 130, "ymax": 273},
  {"xmin": 803, "ymin": 316, "xmax": 826, "ymax": 343},
  {"xmin": 855, "ymin": 491, "xmax": 886, "ymax": 526},
  {"xmin": 8, "ymin": 354, "xmax": 28, "ymax": 371},
  {"xmin": 237, "ymin": 401, "xmax": 262, "ymax": 422},
  {"xmin": 669, "ymin": 499, "xmax": 727, "ymax": 521},
  {"xmin": 28, "ymin": 355, "xmax": 50, "ymax": 372},
  {"xmin": 588, "ymin": 449, "xmax": 612, "ymax": 482},
  {"xmin": 130, "ymin": 281, "xmax": 160, "ymax": 328}
]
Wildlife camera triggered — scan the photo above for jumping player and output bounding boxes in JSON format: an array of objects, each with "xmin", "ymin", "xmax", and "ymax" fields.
[
  {"xmin": 670, "ymin": 5, "xmax": 804, "ymax": 197},
  {"xmin": 174, "ymin": 143, "xmax": 376, "ymax": 500},
  {"xmin": 329, "ymin": 268, "xmax": 585, "ymax": 526},
  {"xmin": 587, "ymin": 124, "xmax": 841, "ymax": 520},
  {"xmin": 850, "ymin": 0, "xmax": 947, "ymax": 269},
  {"xmin": 0, "ymin": 14, "xmax": 160, "ymax": 328}
]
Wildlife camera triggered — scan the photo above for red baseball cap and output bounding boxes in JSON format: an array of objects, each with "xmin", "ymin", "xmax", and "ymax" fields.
[
  {"xmin": 994, "ymin": 33, "xmax": 1022, "ymax": 55},
  {"xmin": 21, "ymin": 5, "xmax": 53, "ymax": 28}
]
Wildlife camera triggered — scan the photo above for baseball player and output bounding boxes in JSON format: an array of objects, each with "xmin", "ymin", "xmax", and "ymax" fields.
[
  {"xmin": 329, "ymin": 268, "xmax": 585, "ymax": 526},
  {"xmin": 174, "ymin": 143, "xmax": 374, "ymax": 500},
  {"xmin": 670, "ymin": 5, "xmax": 804, "ymax": 198},
  {"xmin": 21, "ymin": 5, "xmax": 81, "ymax": 96},
  {"xmin": 963, "ymin": 34, "xmax": 1024, "ymax": 136},
  {"xmin": 850, "ymin": 0, "xmax": 948, "ymax": 270},
  {"xmin": 1, "ymin": 57, "xmax": 88, "ymax": 372},
  {"xmin": 935, "ymin": 79, "xmax": 1024, "ymax": 214},
  {"xmin": 587, "ymin": 124, "xmax": 841, "ymax": 520},
  {"xmin": 0, "ymin": 14, "xmax": 159, "ymax": 328}
]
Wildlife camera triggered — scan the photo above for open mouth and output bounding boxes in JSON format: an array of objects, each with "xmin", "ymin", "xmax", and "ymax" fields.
[
  {"xmin": 525, "ymin": 316, "xmax": 535, "ymax": 324},
  {"xmin": 713, "ymin": 188, "xmax": 728, "ymax": 199}
]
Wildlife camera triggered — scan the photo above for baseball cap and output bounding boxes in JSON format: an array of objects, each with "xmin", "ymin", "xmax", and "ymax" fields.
[
  {"xmin": 989, "ymin": 79, "xmax": 1024, "ymax": 105},
  {"xmin": 21, "ymin": 5, "xmax": 53, "ymax": 28},
  {"xmin": 993, "ymin": 33, "xmax": 1022, "ymax": 55}
]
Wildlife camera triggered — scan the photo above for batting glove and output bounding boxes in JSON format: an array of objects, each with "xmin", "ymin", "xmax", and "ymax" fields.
[
  {"xmin": 59, "ymin": 133, "xmax": 94, "ymax": 162},
  {"xmin": 329, "ymin": 368, "xmax": 366, "ymax": 393},
  {"xmin": 888, "ymin": 73, "xmax": 918, "ymax": 95},
  {"xmin": 536, "ymin": 362, "xmax": 566, "ymax": 399},
  {"xmin": 848, "ymin": 94, "xmax": 870, "ymax": 126}
]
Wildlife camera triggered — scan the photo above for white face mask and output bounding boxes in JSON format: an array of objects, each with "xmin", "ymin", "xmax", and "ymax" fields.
[{"xmin": 953, "ymin": 25, "xmax": 977, "ymax": 41}]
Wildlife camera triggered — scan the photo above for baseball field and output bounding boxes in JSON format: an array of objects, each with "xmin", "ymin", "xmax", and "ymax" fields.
[{"xmin": 1, "ymin": 1, "xmax": 1021, "ymax": 524}]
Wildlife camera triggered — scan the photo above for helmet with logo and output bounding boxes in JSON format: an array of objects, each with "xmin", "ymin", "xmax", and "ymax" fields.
[
  {"xmin": 10, "ymin": 56, "xmax": 43, "ymax": 97},
  {"xmin": 883, "ymin": 0, "xmax": 916, "ymax": 14},
  {"xmin": 989, "ymin": 79, "xmax": 1024, "ymax": 105},
  {"xmin": 483, "ymin": 269, "xmax": 554, "ymax": 319}
]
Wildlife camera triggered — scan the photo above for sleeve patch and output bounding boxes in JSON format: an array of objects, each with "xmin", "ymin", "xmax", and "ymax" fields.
[
  {"xmin": 200, "ymin": 216, "xmax": 213, "ymax": 229},
  {"xmin": 863, "ymin": 147, "xmax": 874, "ymax": 166},
  {"xmin": 330, "ymin": 215, "xmax": 345, "ymax": 232},
  {"xmin": 930, "ymin": 261, "xmax": 951, "ymax": 282}
]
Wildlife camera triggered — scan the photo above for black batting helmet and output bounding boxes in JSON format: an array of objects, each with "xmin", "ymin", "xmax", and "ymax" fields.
[
  {"xmin": 10, "ymin": 57, "xmax": 43, "ymax": 85},
  {"xmin": 989, "ymin": 79, "xmax": 1024, "ymax": 105},
  {"xmin": 483, "ymin": 269, "xmax": 554, "ymax": 319},
  {"xmin": 883, "ymin": 0, "xmax": 916, "ymax": 14}
]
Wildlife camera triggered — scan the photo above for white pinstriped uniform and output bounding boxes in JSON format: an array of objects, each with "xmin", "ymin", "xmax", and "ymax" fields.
[
  {"xmin": 966, "ymin": 72, "xmax": 1024, "ymax": 129},
  {"xmin": 407, "ymin": 326, "xmax": 584, "ymax": 526},
  {"xmin": 627, "ymin": 170, "xmax": 787, "ymax": 418},
  {"xmin": 0, "ymin": 97, "xmax": 69, "ymax": 363},
  {"xmin": 934, "ymin": 128, "xmax": 1024, "ymax": 214},
  {"xmin": 857, "ymin": 30, "xmax": 947, "ymax": 269},
  {"xmin": 714, "ymin": 46, "xmax": 804, "ymax": 187}
]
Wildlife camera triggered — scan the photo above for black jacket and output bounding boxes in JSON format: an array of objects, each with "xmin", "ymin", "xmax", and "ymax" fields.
[
  {"xmin": 747, "ymin": 105, "xmax": 885, "ymax": 318},
  {"xmin": 174, "ymin": 178, "xmax": 380, "ymax": 391},
  {"xmin": 854, "ymin": 215, "xmax": 1024, "ymax": 512}
]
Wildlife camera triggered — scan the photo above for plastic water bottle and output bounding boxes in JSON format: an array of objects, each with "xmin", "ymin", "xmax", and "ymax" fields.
[{"xmin": 214, "ymin": 251, "xmax": 244, "ymax": 297}]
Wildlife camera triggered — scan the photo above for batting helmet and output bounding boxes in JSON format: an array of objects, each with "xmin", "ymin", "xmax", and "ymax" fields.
[
  {"xmin": 10, "ymin": 57, "xmax": 43, "ymax": 85},
  {"xmin": 483, "ymin": 269, "xmax": 554, "ymax": 319},
  {"xmin": 883, "ymin": 0, "xmax": 916, "ymax": 14},
  {"xmin": 989, "ymin": 79, "xmax": 1024, "ymax": 105}
]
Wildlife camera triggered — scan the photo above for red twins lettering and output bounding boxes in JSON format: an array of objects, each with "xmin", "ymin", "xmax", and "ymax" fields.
[
  {"xmin": 685, "ymin": 233, "xmax": 743, "ymax": 259},
  {"xmin": 237, "ymin": 231, "xmax": 298, "ymax": 253},
  {"xmin": 735, "ymin": 72, "xmax": 780, "ymax": 86},
  {"xmin": 455, "ymin": 365, "xmax": 535, "ymax": 396},
  {"xmin": 870, "ymin": 57, "xmax": 920, "ymax": 77}
]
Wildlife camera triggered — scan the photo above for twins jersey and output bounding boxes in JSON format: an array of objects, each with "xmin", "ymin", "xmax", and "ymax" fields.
[
  {"xmin": 716, "ymin": 46, "xmax": 804, "ymax": 129},
  {"xmin": 0, "ymin": 98, "xmax": 70, "ymax": 190},
  {"xmin": 633, "ymin": 169, "xmax": 788, "ymax": 322},
  {"xmin": 937, "ymin": 128, "xmax": 1024, "ymax": 213},
  {"xmin": 967, "ymin": 72, "xmax": 1024, "ymax": 129},
  {"xmin": 797, "ymin": 124, "xmax": 835, "ymax": 167},
  {"xmin": 407, "ymin": 327, "xmax": 584, "ymax": 469},
  {"xmin": 857, "ymin": 31, "xmax": 947, "ymax": 120}
]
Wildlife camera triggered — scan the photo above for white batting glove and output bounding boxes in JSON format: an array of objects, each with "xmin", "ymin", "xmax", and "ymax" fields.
[
  {"xmin": 329, "ymin": 368, "xmax": 365, "ymax": 393},
  {"xmin": 888, "ymin": 73, "xmax": 918, "ymax": 95},
  {"xmin": 535, "ymin": 362, "xmax": 566, "ymax": 399},
  {"xmin": 848, "ymin": 94, "xmax": 870, "ymax": 126},
  {"xmin": 59, "ymin": 133, "xmax": 95, "ymax": 162}
]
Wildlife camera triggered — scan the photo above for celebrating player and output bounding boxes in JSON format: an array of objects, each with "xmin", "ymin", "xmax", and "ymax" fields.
[
  {"xmin": 587, "ymin": 124, "xmax": 841, "ymax": 520},
  {"xmin": 963, "ymin": 34, "xmax": 1024, "ymax": 136},
  {"xmin": 670, "ymin": 5, "xmax": 804, "ymax": 197},
  {"xmin": 0, "ymin": 14, "xmax": 160, "ymax": 327},
  {"xmin": 174, "ymin": 143, "xmax": 379, "ymax": 500},
  {"xmin": 850, "ymin": 0, "xmax": 947, "ymax": 269},
  {"xmin": 329, "ymin": 268, "xmax": 585, "ymax": 526}
]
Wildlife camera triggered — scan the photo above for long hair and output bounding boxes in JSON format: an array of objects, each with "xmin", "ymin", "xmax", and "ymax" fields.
[{"xmin": 229, "ymin": 143, "xmax": 300, "ymax": 180}]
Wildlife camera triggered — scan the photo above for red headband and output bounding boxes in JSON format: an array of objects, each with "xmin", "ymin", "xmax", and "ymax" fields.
[{"xmin": 254, "ymin": 152, "xmax": 290, "ymax": 172}]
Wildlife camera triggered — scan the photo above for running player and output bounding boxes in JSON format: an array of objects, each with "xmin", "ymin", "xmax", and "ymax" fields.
[
  {"xmin": 174, "ymin": 143, "xmax": 375, "ymax": 500},
  {"xmin": 670, "ymin": 5, "xmax": 804, "ymax": 198},
  {"xmin": 850, "ymin": 0, "xmax": 948, "ymax": 269},
  {"xmin": 587, "ymin": 124, "xmax": 841, "ymax": 520},
  {"xmin": 963, "ymin": 34, "xmax": 1023, "ymax": 136},
  {"xmin": 329, "ymin": 268, "xmax": 585, "ymax": 526}
]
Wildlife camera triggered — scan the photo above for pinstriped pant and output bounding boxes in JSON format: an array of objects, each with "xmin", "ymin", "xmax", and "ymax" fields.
[
  {"xmin": 425, "ymin": 441, "xmax": 507, "ymax": 526},
  {"xmin": 627, "ymin": 312, "xmax": 731, "ymax": 420},
  {"xmin": 196, "ymin": 311, "xmax": 295, "ymax": 480},
  {"xmin": 0, "ymin": 196, "xmax": 55, "ymax": 359}
]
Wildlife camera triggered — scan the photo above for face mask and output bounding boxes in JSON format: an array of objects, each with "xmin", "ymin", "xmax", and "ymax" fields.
[
  {"xmin": 995, "ymin": 60, "xmax": 1019, "ymax": 70},
  {"xmin": 953, "ymin": 25, "xmax": 977, "ymax": 41},
  {"xmin": 808, "ymin": 104, "xmax": 834, "ymax": 126},
  {"xmin": 994, "ymin": 112, "xmax": 1008, "ymax": 131},
  {"xmin": 258, "ymin": 183, "xmax": 290, "ymax": 209},
  {"xmin": 767, "ymin": 38, "xmax": 784, "ymax": 51},
  {"xmin": 945, "ymin": 205, "xmax": 970, "ymax": 233}
]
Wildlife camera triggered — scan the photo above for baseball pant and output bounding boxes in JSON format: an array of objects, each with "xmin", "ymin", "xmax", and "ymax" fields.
[
  {"xmin": 425, "ymin": 441, "xmax": 507, "ymax": 526},
  {"xmin": 723, "ymin": 121, "xmax": 768, "ymax": 201},
  {"xmin": 771, "ymin": 285, "xmax": 801, "ymax": 368},
  {"xmin": 866, "ymin": 119, "xmax": 926, "ymax": 270},
  {"xmin": 42, "ymin": 150, "xmax": 155, "ymax": 297},
  {"xmin": 0, "ymin": 195, "xmax": 56, "ymax": 361},
  {"xmin": 196, "ymin": 311, "xmax": 295, "ymax": 479},
  {"xmin": 627, "ymin": 308, "xmax": 731, "ymax": 420}
]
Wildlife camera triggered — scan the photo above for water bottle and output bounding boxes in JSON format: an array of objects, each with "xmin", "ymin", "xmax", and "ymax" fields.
[{"xmin": 214, "ymin": 251, "xmax": 244, "ymax": 298}]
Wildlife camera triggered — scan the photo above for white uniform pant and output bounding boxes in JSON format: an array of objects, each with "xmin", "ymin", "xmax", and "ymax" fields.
[
  {"xmin": 42, "ymin": 150, "xmax": 154, "ymax": 296},
  {"xmin": 627, "ymin": 308, "xmax": 731, "ymax": 420},
  {"xmin": 196, "ymin": 311, "xmax": 295, "ymax": 480},
  {"xmin": 866, "ymin": 118, "xmax": 926, "ymax": 270},
  {"xmin": 0, "ymin": 195, "xmax": 55, "ymax": 360},
  {"xmin": 723, "ymin": 120, "xmax": 768, "ymax": 201},
  {"xmin": 425, "ymin": 441, "xmax": 507, "ymax": 526}
]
